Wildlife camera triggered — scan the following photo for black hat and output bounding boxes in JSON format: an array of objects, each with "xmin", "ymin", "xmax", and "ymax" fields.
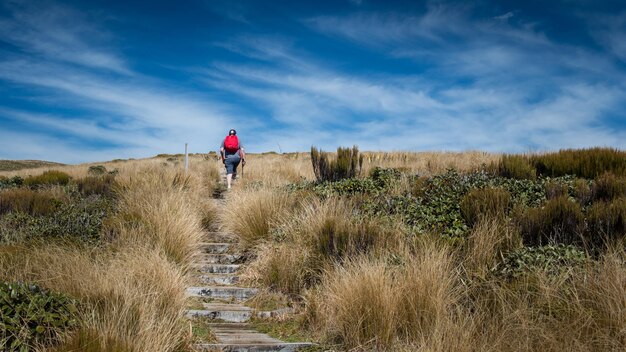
[{"xmin": 229, "ymin": 129, "xmax": 236, "ymax": 135}]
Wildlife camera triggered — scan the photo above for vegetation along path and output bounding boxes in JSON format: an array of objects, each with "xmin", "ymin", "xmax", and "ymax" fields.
[{"xmin": 186, "ymin": 198, "xmax": 314, "ymax": 351}]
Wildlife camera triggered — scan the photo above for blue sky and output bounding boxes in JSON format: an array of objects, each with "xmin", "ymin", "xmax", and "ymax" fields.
[{"xmin": 1, "ymin": 0, "xmax": 626, "ymax": 163}]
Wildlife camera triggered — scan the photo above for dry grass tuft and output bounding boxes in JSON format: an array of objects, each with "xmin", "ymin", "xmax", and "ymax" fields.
[
  {"xmin": 0, "ymin": 244, "xmax": 187, "ymax": 351},
  {"xmin": 311, "ymin": 257, "xmax": 397, "ymax": 350},
  {"xmin": 242, "ymin": 242, "xmax": 315, "ymax": 296},
  {"xmin": 220, "ymin": 188, "xmax": 295, "ymax": 247},
  {"xmin": 464, "ymin": 218, "xmax": 522, "ymax": 276}
]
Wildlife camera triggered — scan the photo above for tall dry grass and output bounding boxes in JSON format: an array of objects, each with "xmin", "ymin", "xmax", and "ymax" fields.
[
  {"xmin": 220, "ymin": 150, "xmax": 626, "ymax": 351},
  {"xmin": 0, "ymin": 244, "xmax": 187, "ymax": 351},
  {"xmin": 307, "ymin": 241, "xmax": 463, "ymax": 351},
  {"xmin": 0, "ymin": 155, "xmax": 220, "ymax": 351},
  {"xmin": 239, "ymin": 197, "xmax": 405, "ymax": 296},
  {"xmin": 360, "ymin": 151, "xmax": 499, "ymax": 176},
  {"xmin": 464, "ymin": 218, "xmax": 522, "ymax": 276},
  {"xmin": 220, "ymin": 188, "xmax": 296, "ymax": 247}
]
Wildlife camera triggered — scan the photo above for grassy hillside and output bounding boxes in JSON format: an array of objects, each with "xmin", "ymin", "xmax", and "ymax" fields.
[
  {"xmin": 0, "ymin": 159, "xmax": 64, "ymax": 171},
  {"xmin": 0, "ymin": 155, "xmax": 221, "ymax": 351},
  {"xmin": 1, "ymin": 149, "xmax": 625, "ymax": 351},
  {"xmin": 221, "ymin": 148, "xmax": 626, "ymax": 351}
]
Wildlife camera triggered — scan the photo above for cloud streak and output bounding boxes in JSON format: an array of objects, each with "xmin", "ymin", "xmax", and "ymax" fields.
[{"xmin": 1, "ymin": 0, "xmax": 625, "ymax": 163}]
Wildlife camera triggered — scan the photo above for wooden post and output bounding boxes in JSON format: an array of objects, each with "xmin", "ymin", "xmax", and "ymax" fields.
[{"xmin": 184, "ymin": 143, "xmax": 189, "ymax": 173}]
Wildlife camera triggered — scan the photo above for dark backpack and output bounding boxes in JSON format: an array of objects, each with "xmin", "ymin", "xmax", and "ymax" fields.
[{"xmin": 224, "ymin": 135, "xmax": 239, "ymax": 153}]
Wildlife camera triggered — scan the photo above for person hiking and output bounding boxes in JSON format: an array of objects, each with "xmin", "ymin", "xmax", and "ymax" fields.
[{"xmin": 220, "ymin": 129, "xmax": 245, "ymax": 190}]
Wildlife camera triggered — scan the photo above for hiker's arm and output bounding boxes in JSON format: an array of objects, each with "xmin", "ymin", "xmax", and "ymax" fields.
[
  {"xmin": 219, "ymin": 147, "xmax": 225, "ymax": 162},
  {"xmin": 239, "ymin": 147, "xmax": 245, "ymax": 160}
]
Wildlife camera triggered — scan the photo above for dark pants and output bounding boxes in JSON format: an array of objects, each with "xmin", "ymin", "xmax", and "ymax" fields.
[{"xmin": 225, "ymin": 154, "xmax": 241, "ymax": 175}]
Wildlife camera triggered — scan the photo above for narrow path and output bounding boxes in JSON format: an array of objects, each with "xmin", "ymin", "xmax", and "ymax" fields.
[{"xmin": 185, "ymin": 192, "xmax": 314, "ymax": 351}]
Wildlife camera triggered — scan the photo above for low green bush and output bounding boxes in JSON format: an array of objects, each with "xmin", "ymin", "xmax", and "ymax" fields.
[
  {"xmin": 311, "ymin": 146, "xmax": 363, "ymax": 182},
  {"xmin": 460, "ymin": 187, "xmax": 511, "ymax": 226},
  {"xmin": 0, "ymin": 195, "xmax": 113, "ymax": 244},
  {"xmin": 0, "ymin": 282, "xmax": 78, "ymax": 351},
  {"xmin": 592, "ymin": 172, "xmax": 626, "ymax": 201},
  {"xmin": 24, "ymin": 171, "xmax": 71, "ymax": 188},
  {"xmin": 497, "ymin": 154, "xmax": 536, "ymax": 180},
  {"xmin": 586, "ymin": 198, "xmax": 626, "ymax": 249},
  {"xmin": 87, "ymin": 165, "xmax": 107, "ymax": 176},
  {"xmin": 369, "ymin": 167, "xmax": 403, "ymax": 188},
  {"xmin": 0, "ymin": 189, "xmax": 62, "ymax": 216},
  {"xmin": 0, "ymin": 176, "xmax": 23, "ymax": 190},
  {"xmin": 493, "ymin": 244, "xmax": 587, "ymax": 279},
  {"xmin": 517, "ymin": 196, "xmax": 585, "ymax": 246}
]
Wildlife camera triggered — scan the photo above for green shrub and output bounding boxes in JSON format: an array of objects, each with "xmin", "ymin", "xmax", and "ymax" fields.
[
  {"xmin": 0, "ymin": 189, "xmax": 62, "ymax": 216},
  {"xmin": 311, "ymin": 146, "xmax": 363, "ymax": 182},
  {"xmin": 530, "ymin": 147, "xmax": 626, "ymax": 178},
  {"xmin": 24, "ymin": 171, "xmax": 71, "ymax": 188},
  {"xmin": 76, "ymin": 174, "xmax": 117, "ymax": 197},
  {"xmin": 586, "ymin": 198, "xmax": 626, "ymax": 249},
  {"xmin": 517, "ymin": 196, "xmax": 584, "ymax": 246},
  {"xmin": 87, "ymin": 165, "xmax": 107, "ymax": 176},
  {"xmin": 498, "ymin": 154, "xmax": 536, "ymax": 180},
  {"xmin": 369, "ymin": 167, "xmax": 402, "ymax": 188},
  {"xmin": 592, "ymin": 172, "xmax": 626, "ymax": 201},
  {"xmin": 0, "ymin": 195, "xmax": 113, "ymax": 244},
  {"xmin": 460, "ymin": 187, "xmax": 511, "ymax": 226},
  {"xmin": 0, "ymin": 282, "xmax": 78, "ymax": 351},
  {"xmin": 493, "ymin": 244, "xmax": 587, "ymax": 279},
  {"xmin": 0, "ymin": 176, "xmax": 23, "ymax": 189}
]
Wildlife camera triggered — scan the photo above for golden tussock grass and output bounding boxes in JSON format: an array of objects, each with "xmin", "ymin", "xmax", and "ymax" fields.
[
  {"xmin": 0, "ymin": 244, "xmax": 187, "ymax": 351},
  {"xmin": 0, "ymin": 156, "xmax": 220, "ymax": 351},
  {"xmin": 242, "ymin": 241, "xmax": 316, "ymax": 296},
  {"xmin": 220, "ymin": 188, "xmax": 296, "ymax": 247},
  {"xmin": 463, "ymin": 218, "xmax": 522, "ymax": 276},
  {"xmin": 305, "ymin": 240, "xmax": 463, "ymax": 351},
  {"xmin": 360, "ymin": 151, "xmax": 500, "ymax": 176}
]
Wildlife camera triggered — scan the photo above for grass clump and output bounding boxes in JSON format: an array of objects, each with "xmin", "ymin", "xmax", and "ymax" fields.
[
  {"xmin": 460, "ymin": 187, "xmax": 511, "ymax": 226},
  {"xmin": 76, "ymin": 174, "xmax": 117, "ymax": 197},
  {"xmin": 24, "ymin": 170, "xmax": 71, "ymax": 188},
  {"xmin": 0, "ymin": 188, "xmax": 63, "ymax": 216},
  {"xmin": 464, "ymin": 218, "xmax": 521, "ymax": 275},
  {"xmin": 517, "ymin": 196, "xmax": 584, "ymax": 246},
  {"xmin": 221, "ymin": 189, "xmax": 294, "ymax": 247},
  {"xmin": 310, "ymin": 146, "xmax": 363, "ymax": 182},
  {"xmin": 311, "ymin": 258, "xmax": 397, "ymax": 350},
  {"xmin": 592, "ymin": 172, "xmax": 626, "ymax": 201},
  {"xmin": 497, "ymin": 148, "xmax": 626, "ymax": 180},
  {"xmin": 586, "ymin": 198, "xmax": 626, "ymax": 249},
  {"xmin": 532, "ymin": 147, "xmax": 626, "ymax": 178},
  {"xmin": 309, "ymin": 243, "xmax": 461, "ymax": 350},
  {"xmin": 497, "ymin": 154, "xmax": 536, "ymax": 180},
  {"xmin": 0, "ymin": 282, "xmax": 78, "ymax": 351}
]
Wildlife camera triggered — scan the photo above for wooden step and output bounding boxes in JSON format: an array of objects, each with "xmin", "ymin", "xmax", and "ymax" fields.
[{"xmin": 187, "ymin": 286, "xmax": 258, "ymax": 301}]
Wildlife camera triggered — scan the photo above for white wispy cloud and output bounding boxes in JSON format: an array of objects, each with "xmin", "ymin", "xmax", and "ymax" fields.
[
  {"xmin": 0, "ymin": 1, "xmax": 245, "ymax": 162},
  {"xmin": 1, "ymin": 0, "xmax": 625, "ymax": 163},
  {"xmin": 0, "ymin": 0, "xmax": 130, "ymax": 74},
  {"xmin": 205, "ymin": 5, "xmax": 626, "ymax": 153}
]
